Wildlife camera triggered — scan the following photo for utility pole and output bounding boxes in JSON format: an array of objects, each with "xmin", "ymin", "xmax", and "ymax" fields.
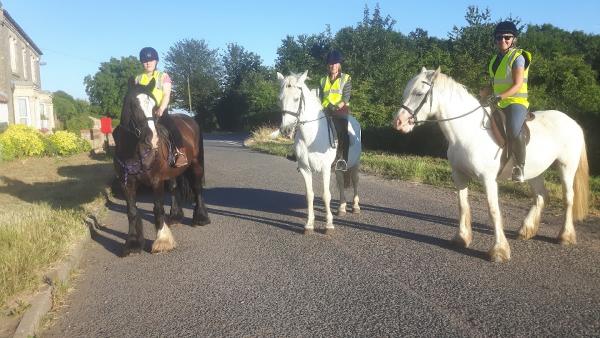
[{"xmin": 187, "ymin": 65, "xmax": 193, "ymax": 114}]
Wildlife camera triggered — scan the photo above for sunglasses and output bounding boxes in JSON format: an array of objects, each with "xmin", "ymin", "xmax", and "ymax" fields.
[{"xmin": 495, "ymin": 35, "xmax": 514, "ymax": 42}]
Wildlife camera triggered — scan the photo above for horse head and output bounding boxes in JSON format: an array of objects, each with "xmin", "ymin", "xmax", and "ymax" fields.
[
  {"xmin": 277, "ymin": 70, "xmax": 309, "ymax": 137},
  {"xmin": 393, "ymin": 67, "xmax": 441, "ymax": 133},
  {"xmin": 116, "ymin": 78, "xmax": 158, "ymax": 169}
]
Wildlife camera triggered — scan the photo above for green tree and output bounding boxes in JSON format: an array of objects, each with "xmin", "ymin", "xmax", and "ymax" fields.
[
  {"xmin": 164, "ymin": 39, "xmax": 222, "ymax": 131},
  {"xmin": 84, "ymin": 56, "xmax": 141, "ymax": 119},
  {"xmin": 217, "ymin": 43, "xmax": 264, "ymax": 130},
  {"xmin": 52, "ymin": 91, "xmax": 77, "ymax": 124}
]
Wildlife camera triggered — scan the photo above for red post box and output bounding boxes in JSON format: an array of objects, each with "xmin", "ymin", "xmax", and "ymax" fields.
[{"xmin": 100, "ymin": 117, "xmax": 112, "ymax": 134}]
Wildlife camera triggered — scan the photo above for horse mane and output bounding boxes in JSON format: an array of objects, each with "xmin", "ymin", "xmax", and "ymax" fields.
[{"xmin": 433, "ymin": 71, "xmax": 477, "ymax": 104}]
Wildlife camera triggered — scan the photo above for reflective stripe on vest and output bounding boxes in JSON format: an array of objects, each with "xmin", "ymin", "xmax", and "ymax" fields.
[
  {"xmin": 320, "ymin": 73, "xmax": 350, "ymax": 108},
  {"xmin": 135, "ymin": 71, "xmax": 164, "ymax": 105},
  {"xmin": 488, "ymin": 48, "xmax": 532, "ymax": 108}
]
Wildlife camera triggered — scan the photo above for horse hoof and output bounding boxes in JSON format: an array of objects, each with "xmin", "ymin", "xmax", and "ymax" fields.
[
  {"xmin": 488, "ymin": 247, "xmax": 511, "ymax": 263},
  {"xmin": 451, "ymin": 234, "xmax": 471, "ymax": 248},
  {"xmin": 123, "ymin": 240, "xmax": 143, "ymax": 256},
  {"xmin": 517, "ymin": 225, "xmax": 538, "ymax": 241},
  {"xmin": 559, "ymin": 233, "xmax": 577, "ymax": 245},
  {"xmin": 324, "ymin": 227, "xmax": 335, "ymax": 235},
  {"xmin": 337, "ymin": 209, "xmax": 346, "ymax": 217},
  {"xmin": 352, "ymin": 207, "xmax": 361, "ymax": 214},
  {"xmin": 193, "ymin": 218, "xmax": 211, "ymax": 227},
  {"xmin": 303, "ymin": 228, "xmax": 314, "ymax": 235}
]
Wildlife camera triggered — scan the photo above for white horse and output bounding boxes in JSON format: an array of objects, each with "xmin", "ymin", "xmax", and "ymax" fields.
[
  {"xmin": 393, "ymin": 67, "xmax": 589, "ymax": 262},
  {"xmin": 277, "ymin": 71, "xmax": 362, "ymax": 234}
]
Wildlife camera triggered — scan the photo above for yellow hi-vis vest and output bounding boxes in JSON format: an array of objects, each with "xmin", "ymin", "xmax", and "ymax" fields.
[
  {"xmin": 135, "ymin": 71, "xmax": 165, "ymax": 105},
  {"xmin": 488, "ymin": 48, "xmax": 532, "ymax": 109},
  {"xmin": 320, "ymin": 73, "xmax": 351, "ymax": 108}
]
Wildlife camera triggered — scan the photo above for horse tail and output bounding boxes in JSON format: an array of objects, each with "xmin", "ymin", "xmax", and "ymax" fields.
[{"xmin": 572, "ymin": 140, "xmax": 589, "ymax": 221}]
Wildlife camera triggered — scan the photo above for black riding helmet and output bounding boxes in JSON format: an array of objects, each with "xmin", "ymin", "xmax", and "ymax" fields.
[
  {"xmin": 139, "ymin": 47, "xmax": 159, "ymax": 63},
  {"xmin": 494, "ymin": 21, "xmax": 518, "ymax": 37},
  {"xmin": 326, "ymin": 50, "xmax": 343, "ymax": 65}
]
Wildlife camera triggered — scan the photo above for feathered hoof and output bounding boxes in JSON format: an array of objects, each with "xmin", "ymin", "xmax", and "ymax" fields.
[
  {"xmin": 517, "ymin": 225, "xmax": 538, "ymax": 241},
  {"xmin": 324, "ymin": 227, "xmax": 335, "ymax": 235},
  {"xmin": 303, "ymin": 228, "xmax": 314, "ymax": 235},
  {"xmin": 352, "ymin": 206, "xmax": 361, "ymax": 214},
  {"xmin": 151, "ymin": 238, "xmax": 176, "ymax": 254},
  {"xmin": 451, "ymin": 233, "xmax": 471, "ymax": 248},
  {"xmin": 559, "ymin": 232, "xmax": 577, "ymax": 246},
  {"xmin": 488, "ymin": 245, "xmax": 511, "ymax": 263},
  {"xmin": 337, "ymin": 209, "xmax": 347, "ymax": 217}
]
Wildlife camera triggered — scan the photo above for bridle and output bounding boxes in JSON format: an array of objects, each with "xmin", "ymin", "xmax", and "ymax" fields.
[
  {"xmin": 401, "ymin": 80, "xmax": 434, "ymax": 125},
  {"xmin": 281, "ymin": 85, "xmax": 327, "ymax": 126},
  {"xmin": 281, "ymin": 83, "xmax": 334, "ymax": 147},
  {"xmin": 401, "ymin": 77, "xmax": 485, "ymax": 125}
]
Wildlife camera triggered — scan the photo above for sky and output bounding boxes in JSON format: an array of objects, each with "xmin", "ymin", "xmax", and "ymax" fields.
[{"xmin": 2, "ymin": 0, "xmax": 600, "ymax": 100}]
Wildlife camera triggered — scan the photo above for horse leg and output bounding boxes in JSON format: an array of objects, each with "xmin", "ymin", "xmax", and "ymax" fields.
[
  {"xmin": 450, "ymin": 172, "xmax": 472, "ymax": 247},
  {"xmin": 484, "ymin": 178, "xmax": 511, "ymax": 262},
  {"xmin": 299, "ymin": 168, "xmax": 315, "ymax": 234},
  {"xmin": 335, "ymin": 170, "xmax": 347, "ymax": 216},
  {"xmin": 190, "ymin": 163, "xmax": 211, "ymax": 226},
  {"xmin": 168, "ymin": 178, "xmax": 184, "ymax": 225},
  {"xmin": 558, "ymin": 163, "xmax": 578, "ymax": 245},
  {"xmin": 123, "ymin": 179, "xmax": 144, "ymax": 256},
  {"xmin": 323, "ymin": 168, "xmax": 334, "ymax": 234},
  {"xmin": 351, "ymin": 165, "xmax": 360, "ymax": 214},
  {"xmin": 518, "ymin": 175, "xmax": 546, "ymax": 240},
  {"xmin": 151, "ymin": 182, "xmax": 176, "ymax": 253}
]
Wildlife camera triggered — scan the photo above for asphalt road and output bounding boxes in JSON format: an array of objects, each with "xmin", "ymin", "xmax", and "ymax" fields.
[{"xmin": 43, "ymin": 133, "xmax": 600, "ymax": 337}]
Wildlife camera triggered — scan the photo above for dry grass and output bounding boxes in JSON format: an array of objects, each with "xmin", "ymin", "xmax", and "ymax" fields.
[{"xmin": 0, "ymin": 153, "xmax": 113, "ymax": 308}]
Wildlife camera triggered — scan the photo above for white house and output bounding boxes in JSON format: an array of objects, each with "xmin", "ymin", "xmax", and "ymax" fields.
[{"xmin": 0, "ymin": 1, "xmax": 55, "ymax": 132}]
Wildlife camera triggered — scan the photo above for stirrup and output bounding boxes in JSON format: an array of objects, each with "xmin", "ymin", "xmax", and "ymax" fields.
[
  {"xmin": 511, "ymin": 166, "xmax": 525, "ymax": 183},
  {"xmin": 335, "ymin": 159, "xmax": 348, "ymax": 172}
]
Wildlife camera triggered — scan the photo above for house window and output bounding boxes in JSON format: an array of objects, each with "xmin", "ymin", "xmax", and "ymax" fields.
[
  {"xmin": 40, "ymin": 103, "xmax": 48, "ymax": 129},
  {"xmin": 17, "ymin": 97, "xmax": 29, "ymax": 125},
  {"xmin": 9, "ymin": 38, "xmax": 17, "ymax": 72},
  {"xmin": 22, "ymin": 49, "xmax": 28, "ymax": 80}
]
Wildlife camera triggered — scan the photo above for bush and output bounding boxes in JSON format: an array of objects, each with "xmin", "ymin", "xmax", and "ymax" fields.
[
  {"xmin": 47, "ymin": 131, "xmax": 91, "ymax": 156},
  {"xmin": 0, "ymin": 125, "xmax": 92, "ymax": 160},
  {"xmin": 0, "ymin": 125, "xmax": 46, "ymax": 160}
]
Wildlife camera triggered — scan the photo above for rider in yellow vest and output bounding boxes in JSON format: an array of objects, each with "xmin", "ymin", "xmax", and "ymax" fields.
[
  {"xmin": 137, "ymin": 47, "xmax": 187, "ymax": 167},
  {"xmin": 320, "ymin": 50, "xmax": 352, "ymax": 171},
  {"xmin": 484, "ymin": 22, "xmax": 531, "ymax": 182}
]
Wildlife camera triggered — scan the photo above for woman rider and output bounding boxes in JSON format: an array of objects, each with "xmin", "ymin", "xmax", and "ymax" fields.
[
  {"xmin": 484, "ymin": 21, "xmax": 532, "ymax": 182},
  {"xmin": 136, "ymin": 47, "xmax": 187, "ymax": 167},
  {"xmin": 320, "ymin": 50, "xmax": 352, "ymax": 171}
]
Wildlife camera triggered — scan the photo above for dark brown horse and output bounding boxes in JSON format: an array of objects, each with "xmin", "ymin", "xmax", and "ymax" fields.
[{"xmin": 113, "ymin": 79, "xmax": 210, "ymax": 256}]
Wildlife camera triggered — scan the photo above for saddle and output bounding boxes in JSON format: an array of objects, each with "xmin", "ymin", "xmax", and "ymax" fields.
[
  {"xmin": 489, "ymin": 107, "xmax": 535, "ymax": 176},
  {"xmin": 150, "ymin": 123, "xmax": 177, "ymax": 166}
]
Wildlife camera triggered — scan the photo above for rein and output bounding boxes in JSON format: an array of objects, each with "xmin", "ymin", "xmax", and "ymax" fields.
[{"xmin": 402, "ymin": 79, "xmax": 484, "ymax": 125}]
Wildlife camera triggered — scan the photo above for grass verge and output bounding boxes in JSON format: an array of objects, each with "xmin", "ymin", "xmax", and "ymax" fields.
[
  {"xmin": 247, "ymin": 126, "xmax": 600, "ymax": 213},
  {"xmin": 0, "ymin": 153, "xmax": 113, "ymax": 311}
]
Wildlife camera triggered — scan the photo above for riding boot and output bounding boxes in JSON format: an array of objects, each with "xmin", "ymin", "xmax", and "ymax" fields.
[
  {"xmin": 511, "ymin": 130, "xmax": 526, "ymax": 182},
  {"xmin": 174, "ymin": 147, "xmax": 188, "ymax": 167}
]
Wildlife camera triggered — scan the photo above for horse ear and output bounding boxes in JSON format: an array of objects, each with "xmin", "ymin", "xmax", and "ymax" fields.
[
  {"xmin": 128, "ymin": 76, "xmax": 136, "ymax": 89},
  {"xmin": 277, "ymin": 72, "xmax": 284, "ymax": 81},
  {"xmin": 431, "ymin": 66, "xmax": 442, "ymax": 81},
  {"xmin": 146, "ymin": 78, "xmax": 156, "ymax": 91},
  {"xmin": 421, "ymin": 66, "xmax": 427, "ymax": 73},
  {"xmin": 299, "ymin": 70, "xmax": 308, "ymax": 83}
]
